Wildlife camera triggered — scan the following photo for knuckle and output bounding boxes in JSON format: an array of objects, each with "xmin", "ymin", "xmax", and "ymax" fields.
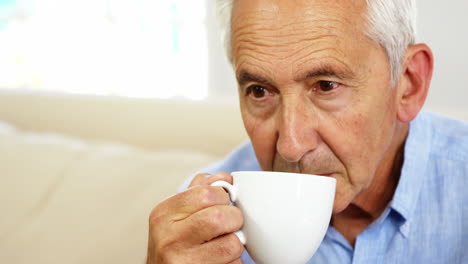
[
  {"xmin": 197, "ymin": 186, "xmax": 219, "ymax": 207},
  {"xmin": 220, "ymin": 234, "xmax": 244, "ymax": 258},
  {"xmin": 190, "ymin": 173, "xmax": 210, "ymax": 186},
  {"xmin": 204, "ymin": 206, "xmax": 243, "ymax": 235},
  {"xmin": 206, "ymin": 207, "xmax": 226, "ymax": 232},
  {"xmin": 195, "ymin": 172, "xmax": 210, "ymax": 178},
  {"xmin": 230, "ymin": 235, "xmax": 244, "ymax": 257},
  {"xmin": 215, "ymin": 171, "xmax": 233, "ymax": 182},
  {"xmin": 216, "ymin": 171, "xmax": 231, "ymax": 178},
  {"xmin": 236, "ymin": 238, "xmax": 245, "ymax": 257},
  {"xmin": 149, "ymin": 207, "xmax": 164, "ymax": 226},
  {"xmin": 222, "ymin": 206, "xmax": 244, "ymax": 231},
  {"xmin": 148, "ymin": 192, "xmax": 181, "ymax": 226},
  {"xmin": 209, "ymin": 206, "xmax": 224, "ymax": 220}
]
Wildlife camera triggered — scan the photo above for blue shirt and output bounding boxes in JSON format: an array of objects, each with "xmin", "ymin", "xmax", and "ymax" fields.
[{"xmin": 180, "ymin": 111, "xmax": 468, "ymax": 263}]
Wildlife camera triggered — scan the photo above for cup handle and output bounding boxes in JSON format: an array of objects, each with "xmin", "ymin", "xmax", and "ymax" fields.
[{"xmin": 211, "ymin": 180, "xmax": 246, "ymax": 245}]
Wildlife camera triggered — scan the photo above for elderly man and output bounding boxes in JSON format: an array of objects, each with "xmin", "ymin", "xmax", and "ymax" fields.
[{"xmin": 146, "ymin": 0, "xmax": 468, "ymax": 263}]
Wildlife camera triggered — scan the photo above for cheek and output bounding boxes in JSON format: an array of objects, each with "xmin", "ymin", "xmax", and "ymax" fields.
[
  {"xmin": 323, "ymin": 112, "xmax": 379, "ymax": 175},
  {"xmin": 347, "ymin": 116, "xmax": 378, "ymax": 171},
  {"xmin": 335, "ymin": 98, "xmax": 396, "ymax": 180},
  {"xmin": 327, "ymin": 115, "xmax": 370, "ymax": 173},
  {"xmin": 241, "ymin": 110, "xmax": 277, "ymax": 171}
]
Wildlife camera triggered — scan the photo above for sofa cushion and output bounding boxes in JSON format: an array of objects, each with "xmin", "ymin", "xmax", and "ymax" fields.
[{"xmin": 0, "ymin": 120, "xmax": 218, "ymax": 264}]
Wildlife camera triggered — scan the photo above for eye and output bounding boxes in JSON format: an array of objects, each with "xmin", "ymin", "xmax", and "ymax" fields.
[
  {"xmin": 315, "ymin": 81, "xmax": 340, "ymax": 93},
  {"xmin": 246, "ymin": 85, "xmax": 269, "ymax": 99}
]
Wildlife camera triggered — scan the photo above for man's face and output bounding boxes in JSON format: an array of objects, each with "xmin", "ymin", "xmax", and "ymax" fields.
[{"xmin": 232, "ymin": 0, "xmax": 402, "ymax": 213}]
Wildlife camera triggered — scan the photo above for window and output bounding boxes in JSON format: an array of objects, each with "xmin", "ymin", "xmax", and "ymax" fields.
[{"xmin": 0, "ymin": 0, "xmax": 209, "ymax": 100}]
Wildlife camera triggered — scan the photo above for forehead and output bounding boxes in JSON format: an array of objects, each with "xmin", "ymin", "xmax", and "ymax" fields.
[
  {"xmin": 232, "ymin": 0, "xmax": 367, "ymax": 22},
  {"xmin": 231, "ymin": 0, "xmax": 372, "ymax": 77}
]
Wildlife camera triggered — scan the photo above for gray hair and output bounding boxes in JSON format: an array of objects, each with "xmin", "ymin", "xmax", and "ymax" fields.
[{"xmin": 215, "ymin": 0, "xmax": 417, "ymax": 86}]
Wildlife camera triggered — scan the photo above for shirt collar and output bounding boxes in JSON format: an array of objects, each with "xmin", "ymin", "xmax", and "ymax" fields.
[{"xmin": 389, "ymin": 112, "xmax": 432, "ymax": 235}]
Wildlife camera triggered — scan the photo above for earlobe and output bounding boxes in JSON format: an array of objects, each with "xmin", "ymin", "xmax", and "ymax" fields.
[{"xmin": 396, "ymin": 44, "xmax": 434, "ymax": 123}]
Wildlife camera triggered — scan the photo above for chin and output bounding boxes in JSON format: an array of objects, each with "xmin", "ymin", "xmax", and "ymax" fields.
[
  {"xmin": 332, "ymin": 205, "xmax": 347, "ymax": 215},
  {"xmin": 331, "ymin": 196, "xmax": 353, "ymax": 215}
]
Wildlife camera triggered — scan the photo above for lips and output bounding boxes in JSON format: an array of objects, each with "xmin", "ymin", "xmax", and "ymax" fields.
[{"xmin": 317, "ymin": 173, "xmax": 333, "ymax": 177}]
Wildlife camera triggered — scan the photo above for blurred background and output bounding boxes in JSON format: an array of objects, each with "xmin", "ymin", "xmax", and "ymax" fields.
[
  {"xmin": 0, "ymin": 2, "xmax": 467, "ymax": 264},
  {"xmin": 0, "ymin": 0, "xmax": 466, "ymax": 108}
]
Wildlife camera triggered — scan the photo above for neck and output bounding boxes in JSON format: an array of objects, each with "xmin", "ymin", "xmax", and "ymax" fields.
[
  {"xmin": 354, "ymin": 135, "xmax": 406, "ymax": 219},
  {"xmin": 332, "ymin": 123, "xmax": 408, "ymax": 246}
]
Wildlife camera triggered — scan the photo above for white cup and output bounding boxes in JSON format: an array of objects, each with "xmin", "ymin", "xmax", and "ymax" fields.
[{"xmin": 212, "ymin": 171, "xmax": 336, "ymax": 264}]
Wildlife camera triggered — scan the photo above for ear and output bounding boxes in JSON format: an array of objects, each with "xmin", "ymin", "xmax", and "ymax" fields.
[{"xmin": 396, "ymin": 44, "xmax": 434, "ymax": 123}]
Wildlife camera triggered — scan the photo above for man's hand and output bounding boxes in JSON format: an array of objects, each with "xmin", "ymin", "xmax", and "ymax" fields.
[{"xmin": 146, "ymin": 172, "xmax": 244, "ymax": 264}]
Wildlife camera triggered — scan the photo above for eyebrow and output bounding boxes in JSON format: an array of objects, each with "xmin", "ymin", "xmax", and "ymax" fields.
[
  {"xmin": 237, "ymin": 70, "xmax": 275, "ymax": 87},
  {"xmin": 236, "ymin": 64, "xmax": 355, "ymax": 87},
  {"xmin": 295, "ymin": 65, "xmax": 355, "ymax": 82}
]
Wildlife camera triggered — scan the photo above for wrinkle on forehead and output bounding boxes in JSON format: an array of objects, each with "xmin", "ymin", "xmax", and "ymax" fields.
[
  {"xmin": 231, "ymin": 0, "xmax": 367, "ymax": 43},
  {"xmin": 233, "ymin": 24, "xmax": 344, "ymax": 76},
  {"xmin": 233, "ymin": 24, "xmax": 356, "ymax": 84},
  {"xmin": 233, "ymin": 22, "xmax": 341, "ymax": 56},
  {"xmin": 231, "ymin": 0, "xmax": 370, "ymax": 76}
]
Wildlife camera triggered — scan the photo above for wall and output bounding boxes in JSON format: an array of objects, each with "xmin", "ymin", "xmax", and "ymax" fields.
[{"xmin": 417, "ymin": 0, "xmax": 468, "ymax": 111}]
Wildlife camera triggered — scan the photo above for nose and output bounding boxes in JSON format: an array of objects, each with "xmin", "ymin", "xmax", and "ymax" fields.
[{"xmin": 276, "ymin": 97, "xmax": 320, "ymax": 163}]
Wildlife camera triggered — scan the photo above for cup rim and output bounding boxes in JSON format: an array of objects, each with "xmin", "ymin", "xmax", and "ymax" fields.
[{"xmin": 231, "ymin": 171, "xmax": 336, "ymax": 182}]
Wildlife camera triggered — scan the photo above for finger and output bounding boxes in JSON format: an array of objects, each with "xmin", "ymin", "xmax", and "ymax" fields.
[
  {"xmin": 177, "ymin": 205, "xmax": 244, "ymax": 245},
  {"xmin": 204, "ymin": 172, "xmax": 233, "ymax": 185},
  {"xmin": 190, "ymin": 233, "xmax": 245, "ymax": 264},
  {"xmin": 189, "ymin": 172, "xmax": 233, "ymax": 188},
  {"xmin": 150, "ymin": 185, "xmax": 231, "ymax": 229},
  {"xmin": 226, "ymin": 259, "xmax": 244, "ymax": 264},
  {"xmin": 190, "ymin": 173, "xmax": 211, "ymax": 187}
]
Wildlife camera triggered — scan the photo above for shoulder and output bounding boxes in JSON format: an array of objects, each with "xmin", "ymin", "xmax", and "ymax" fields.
[
  {"xmin": 407, "ymin": 113, "xmax": 468, "ymax": 255},
  {"xmin": 200, "ymin": 141, "xmax": 261, "ymax": 174},
  {"xmin": 177, "ymin": 141, "xmax": 260, "ymax": 192},
  {"xmin": 417, "ymin": 112, "xmax": 468, "ymax": 205},
  {"xmin": 407, "ymin": 111, "xmax": 468, "ymax": 202},
  {"xmin": 419, "ymin": 111, "xmax": 468, "ymax": 162}
]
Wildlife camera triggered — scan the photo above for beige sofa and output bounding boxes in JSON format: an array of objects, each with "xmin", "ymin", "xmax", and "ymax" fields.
[
  {"xmin": 0, "ymin": 91, "xmax": 467, "ymax": 264},
  {"xmin": 0, "ymin": 91, "xmax": 248, "ymax": 264}
]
